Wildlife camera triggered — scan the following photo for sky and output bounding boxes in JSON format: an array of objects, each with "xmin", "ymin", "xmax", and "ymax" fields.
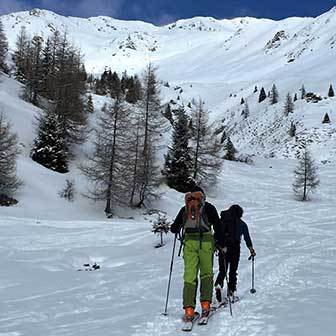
[{"xmin": 0, "ymin": 0, "xmax": 335, "ymax": 25}]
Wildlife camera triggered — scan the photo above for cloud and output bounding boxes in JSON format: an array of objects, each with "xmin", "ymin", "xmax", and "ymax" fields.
[
  {"xmin": 155, "ymin": 13, "xmax": 177, "ymax": 26},
  {"xmin": 0, "ymin": 0, "xmax": 29, "ymax": 15}
]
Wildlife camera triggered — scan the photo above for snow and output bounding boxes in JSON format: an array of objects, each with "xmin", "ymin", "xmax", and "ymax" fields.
[
  {"xmin": 1, "ymin": 159, "xmax": 336, "ymax": 335},
  {"xmin": 1, "ymin": 6, "xmax": 336, "ymax": 335}
]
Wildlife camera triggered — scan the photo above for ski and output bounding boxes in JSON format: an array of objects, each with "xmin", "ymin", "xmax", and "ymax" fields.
[
  {"xmin": 198, "ymin": 311, "xmax": 211, "ymax": 325},
  {"xmin": 181, "ymin": 312, "xmax": 200, "ymax": 332}
]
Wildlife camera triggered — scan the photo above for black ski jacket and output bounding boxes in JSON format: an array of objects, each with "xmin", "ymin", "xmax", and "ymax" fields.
[{"xmin": 170, "ymin": 202, "xmax": 220, "ymax": 238}]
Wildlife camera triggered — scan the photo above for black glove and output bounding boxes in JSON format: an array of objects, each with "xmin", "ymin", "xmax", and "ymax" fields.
[{"xmin": 249, "ymin": 247, "xmax": 256, "ymax": 257}]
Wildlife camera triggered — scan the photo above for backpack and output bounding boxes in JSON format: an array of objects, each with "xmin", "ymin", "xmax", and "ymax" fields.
[
  {"xmin": 183, "ymin": 191, "xmax": 210, "ymax": 233},
  {"xmin": 220, "ymin": 209, "xmax": 239, "ymax": 246}
]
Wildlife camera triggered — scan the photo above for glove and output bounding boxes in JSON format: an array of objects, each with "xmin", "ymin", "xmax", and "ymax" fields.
[{"xmin": 249, "ymin": 247, "xmax": 256, "ymax": 257}]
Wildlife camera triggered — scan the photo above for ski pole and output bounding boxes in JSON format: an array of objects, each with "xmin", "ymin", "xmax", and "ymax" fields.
[
  {"xmin": 162, "ymin": 234, "xmax": 177, "ymax": 316},
  {"xmin": 219, "ymin": 247, "xmax": 233, "ymax": 316},
  {"xmin": 248, "ymin": 255, "xmax": 256, "ymax": 294}
]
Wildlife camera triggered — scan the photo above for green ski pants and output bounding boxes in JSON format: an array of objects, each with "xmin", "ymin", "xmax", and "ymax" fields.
[{"xmin": 182, "ymin": 233, "xmax": 214, "ymax": 308}]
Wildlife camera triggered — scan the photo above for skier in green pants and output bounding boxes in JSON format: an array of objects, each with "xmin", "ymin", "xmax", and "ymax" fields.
[{"xmin": 170, "ymin": 186, "xmax": 220, "ymax": 321}]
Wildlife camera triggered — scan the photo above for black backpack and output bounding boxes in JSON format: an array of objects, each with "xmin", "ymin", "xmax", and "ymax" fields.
[{"xmin": 220, "ymin": 210, "xmax": 239, "ymax": 246}]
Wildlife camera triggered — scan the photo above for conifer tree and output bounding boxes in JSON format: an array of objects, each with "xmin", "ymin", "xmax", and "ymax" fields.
[
  {"xmin": 258, "ymin": 87, "xmax": 267, "ymax": 103},
  {"xmin": 301, "ymin": 84, "xmax": 306, "ymax": 99},
  {"xmin": 163, "ymin": 107, "xmax": 194, "ymax": 192},
  {"xmin": 284, "ymin": 93, "xmax": 294, "ymax": 116},
  {"xmin": 289, "ymin": 121, "xmax": 296, "ymax": 137},
  {"xmin": 293, "ymin": 142, "xmax": 319, "ymax": 201},
  {"xmin": 13, "ymin": 26, "xmax": 30, "ymax": 82},
  {"xmin": 328, "ymin": 84, "xmax": 334, "ymax": 97},
  {"xmin": 129, "ymin": 64, "xmax": 168, "ymax": 207},
  {"xmin": 322, "ymin": 113, "xmax": 331, "ymax": 124},
  {"xmin": 30, "ymin": 107, "xmax": 68, "ymax": 173},
  {"xmin": 254, "ymin": 86, "xmax": 258, "ymax": 93},
  {"xmin": 0, "ymin": 113, "xmax": 22, "ymax": 198},
  {"xmin": 81, "ymin": 90, "xmax": 132, "ymax": 216},
  {"xmin": 190, "ymin": 98, "xmax": 222, "ymax": 187},
  {"xmin": 0, "ymin": 20, "xmax": 9, "ymax": 73},
  {"xmin": 224, "ymin": 136, "xmax": 237, "ymax": 161},
  {"xmin": 25, "ymin": 36, "xmax": 43, "ymax": 105},
  {"xmin": 242, "ymin": 102, "xmax": 249, "ymax": 119},
  {"xmin": 86, "ymin": 94, "xmax": 94, "ymax": 113},
  {"xmin": 294, "ymin": 93, "xmax": 298, "ymax": 101},
  {"xmin": 240, "ymin": 97, "xmax": 245, "ymax": 105},
  {"xmin": 270, "ymin": 84, "xmax": 279, "ymax": 105},
  {"xmin": 220, "ymin": 129, "xmax": 227, "ymax": 144}
]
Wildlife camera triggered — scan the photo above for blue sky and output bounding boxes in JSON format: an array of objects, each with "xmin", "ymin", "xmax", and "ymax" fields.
[{"xmin": 0, "ymin": 0, "xmax": 335, "ymax": 24}]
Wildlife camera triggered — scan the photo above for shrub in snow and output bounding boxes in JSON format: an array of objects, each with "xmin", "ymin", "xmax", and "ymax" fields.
[
  {"xmin": 152, "ymin": 214, "xmax": 171, "ymax": 247},
  {"xmin": 59, "ymin": 179, "xmax": 75, "ymax": 202}
]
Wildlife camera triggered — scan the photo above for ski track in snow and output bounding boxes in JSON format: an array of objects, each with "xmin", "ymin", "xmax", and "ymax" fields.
[{"xmin": 0, "ymin": 161, "xmax": 335, "ymax": 335}]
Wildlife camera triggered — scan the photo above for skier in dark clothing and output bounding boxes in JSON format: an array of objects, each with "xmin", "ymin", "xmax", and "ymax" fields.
[
  {"xmin": 214, "ymin": 204, "xmax": 256, "ymax": 302},
  {"xmin": 170, "ymin": 186, "xmax": 221, "ymax": 321}
]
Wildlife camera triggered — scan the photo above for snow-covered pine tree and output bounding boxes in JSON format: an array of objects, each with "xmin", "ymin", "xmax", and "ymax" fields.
[
  {"xmin": 81, "ymin": 89, "xmax": 132, "ymax": 216},
  {"xmin": 240, "ymin": 97, "xmax": 245, "ymax": 104},
  {"xmin": 289, "ymin": 121, "xmax": 296, "ymax": 137},
  {"xmin": 328, "ymin": 84, "xmax": 334, "ymax": 97},
  {"xmin": 86, "ymin": 94, "xmax": 94, "ymax": 113},
  {"xmin": 224, "ymin": 136, "xmax": 237, "ymax": 161},
  {"xmin": 152, "ymin": 214, "xmax": 170, "ymax": 247},
  {"xmin": 322, "ymin": 113, "xmax": 331, "ymax": 124},
  {"xmin": 258, "ymin": 87, "xmax": 267, "ymax": 103},
  {"xmin": 270, "ymin": 84, "xmax": 279, "ymax": 105},
  {"xmin": 284, "ymin": 93, "xmax": 294, "ymax": 116},
  {"xmin": 190, "ymin": 98, "xmax": 222, "ymax": 187},
  {"xmin": 254, "ymin": 86, "xmax": 258, "ymax": 93},
  {"xmin": 294, "ymin": 93, "xmax": 298, "ymax": 101},
  {"xmin": 0, "ymin": 20, "xmax": 8, "ymax": 73},
  {"xmin": 0, "ymin": 113, "xmax": 22, "ymax": 199},
  {"xmin": 293, "ymin": 142, "xmax": 319, "ymax": 201},
  {"xmin": 30, "ymin": 106, "xmax": 68, "ymax": 173},
  {"xmin": 301, "ymin": 84, "xmax": 306, "ymax": 99},
  {"xmin": 162, "ymin": 107, "xmax": 194, "ymax": 192},
  {"xmin": 130, "ymin": 64, "xmax": 168, "ymax": 208},
  {"xmin": 242, "ymin": 102, "xmax": 249, "ymax": 119}
]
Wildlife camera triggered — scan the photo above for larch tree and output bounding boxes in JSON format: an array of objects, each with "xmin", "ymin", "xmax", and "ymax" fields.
[
  {"xmin": 129, "ymin": 63, "xmax": 168, "ymax": 207},
  {"xmin": 293, "ymin": 142, "xmax": 319, "ymax": 201},
  {"xmin": 80, "ymin": 88, "xmax": 132, "ymax": 217},
  {"xmin": 0, "ymin": 113, "xmax": 22, "ymax": 198},
  {"xmin": 0, "ymin": 19, "xmax": 9, "ymax": 73}
]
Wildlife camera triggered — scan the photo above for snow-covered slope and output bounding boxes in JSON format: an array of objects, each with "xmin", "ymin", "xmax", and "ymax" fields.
[
  {"xmin": 1, "ymin": 159, "xmax": 336, "ymax": 336},
  {"xmin": 1, "ymin": 7, "xmax": 336, "ymax": 161}
]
